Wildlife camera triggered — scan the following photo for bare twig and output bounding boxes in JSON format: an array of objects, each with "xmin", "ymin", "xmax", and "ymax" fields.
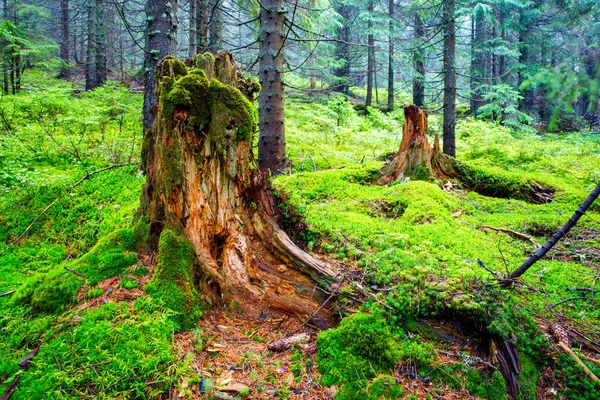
[{"xmin": 479, "ymin": 225, "xmax": 541, "ymax": 248}]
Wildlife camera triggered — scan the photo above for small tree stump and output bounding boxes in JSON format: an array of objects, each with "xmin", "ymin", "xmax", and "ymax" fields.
[
  {"xmin": 376, "ymin": 105, "xmax": 458, "ymax": 185},
  {"xmin": 138, "ymin": 53, "xmax": 337, "ymax": 327}
]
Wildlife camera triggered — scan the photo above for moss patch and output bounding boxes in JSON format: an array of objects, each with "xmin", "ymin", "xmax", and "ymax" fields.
[{"xmin": 145, "ymin": 229, "xmax": 202, "ymax": 331}]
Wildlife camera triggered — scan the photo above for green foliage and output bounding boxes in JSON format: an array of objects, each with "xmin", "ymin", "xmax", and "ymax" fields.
[
  {"xmin": 13, "ymin": 299, "xmax": 178, "ymax": 399},
  {"xmin": 464, "ymin": 369, "xmax": 510, "ymax": 400},
  {"xmin": 11, "ymin": 229, "xmax": 138, "ymax": 313},
  {"xmin": 366, "ymin": 375, "xmax": 403, "ymax": 399},
  {"xmin": 477, "ymin": 84, "xmax": 533, "ymax": 131},
  {"xmin": 556, "ymin": 353, "xmax": 600, "ymax": 400},
  {"xmin": 145, "ymin": 229, "xmax": 202, "ymax": 331}
]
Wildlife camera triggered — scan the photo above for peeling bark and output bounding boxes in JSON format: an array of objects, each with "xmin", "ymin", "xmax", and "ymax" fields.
[{"xmin": 139, "ymin": 53, "xmax": 337, "ymax": 327}]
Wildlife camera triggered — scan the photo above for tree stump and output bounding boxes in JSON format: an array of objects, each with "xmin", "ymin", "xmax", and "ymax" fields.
[
  {"xmin": 138, "ymin": 53, "xmax": 337, "ymax": 327},
  {"xmin": 376, "ymin": 105, "xmax": 458, "ymax": 185}
]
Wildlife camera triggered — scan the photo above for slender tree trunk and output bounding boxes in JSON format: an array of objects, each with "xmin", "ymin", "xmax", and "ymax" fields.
[
  {"xmin": 142, "ymin": 0, "xmax": 178, "ymax": 132},
  {"xmin": 95, "ymin": 0, "xmax": 107, "ymax": 87},
  {"xmin": 58, "ymin": 0, "xmax": 70, "ymax": 78},
  {"xmin": 196, "ymin": 0, "xmax": 208, "ymax": 52},
  {"xmin": 2, "ymin": 0, "xmax": 9, "ymax": 94},
  {"xmin": 333, "ymin": 3, "xmax": 350, "ymax": 95},
  {"xmin": 208, "ymin": 0, "xmax": 222, "ymax": 53},
  {"xmin": 258, "ymin": 0, "xmax": 286, "ymax": 174},
  {"xmin": 413, "ymin": 12, "xmax": 425, "ymax": 107},
  {"xmin": 387, "ymin": 0, "xmax": 394, "ymax": 111},
  {"xmin": 470, "ymin": 8, "xmax": 485, "ymax": 115},
  {"xmin": 518, "ymin": 11, "xmax": 534, "ymax": 114},
  {"xmin": 365, "ymin": 1, "xmax": 374, "ymax": 108},
  {"xmin": 85, "ymin": 0, "xmax": 97, "ymax": 90},
  {"xmin": 189, "ymin": 0, "xmax": 197, "ymax": 57},
  {"xmin": 443, "ymin": 0, "xmax": 456, "ymax": 157}
]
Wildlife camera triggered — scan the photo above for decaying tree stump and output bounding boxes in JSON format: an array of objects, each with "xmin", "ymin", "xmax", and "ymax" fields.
[
  {"xmin": 376, "ymin": 106, "xmax": 555, "ymax": 205},
  {"xmin": 138, "ymin": 53, "xmax": 337, "ymax": 326},
  {"xmin": 376, "ymin": 105, "xmax": 459, "ymax": 185}
]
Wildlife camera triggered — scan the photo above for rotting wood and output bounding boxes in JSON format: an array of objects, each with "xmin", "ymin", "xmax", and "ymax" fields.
[
  {"xmin": 138, "ymin": 53, "xmax": 338, "ymax": 326},
  {"xmin": 503, "ymin": 181, "xmax": 600, "ymax": 285},
  {"xmin": 17, "ymin": 345, "xmax": 41, "ymax": 369},
  {"xmin": 376, "ymin": 105, "xmax": 459, "ymax": 185},
  {"xmin": 0, "ymin": 374, "xmax": 19, "ymax": 400},
  {"xmin": 267, "ymin": 332, "xmax": 312, "ymax": 352}
]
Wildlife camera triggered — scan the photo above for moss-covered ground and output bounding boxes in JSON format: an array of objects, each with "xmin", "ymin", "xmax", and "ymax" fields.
[{"xmin": 1, "ymin": 71, "xmax": 599, "ymax": 398}]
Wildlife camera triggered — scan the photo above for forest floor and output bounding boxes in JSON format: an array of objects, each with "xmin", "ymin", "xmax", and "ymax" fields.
[{"xmin": 1, "ymin": 71, "xmax": 600, "ymax": 399}]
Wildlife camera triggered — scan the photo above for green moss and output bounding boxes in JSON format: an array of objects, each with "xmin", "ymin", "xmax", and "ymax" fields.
[
  {"xmin": 518, "ymin": 355, "xmax": 540, "ymax": 400},
  {"xmin": 145, "ymin": 229, "xmax": 202, "ymax": 331},
  {"xmin": 11, "ymin": 229, "xmax": 137, "ymax": 313},
  {"xmin": 317, "ymin": 312, "xmax": 401, "ymax": 398},
  {"xmin": 366, "ymin": 375, "xmax": 403, "ymax": 399},
  {"xmin": 465, "ymin": 368, "xmax": 510, "ymax": 400}
]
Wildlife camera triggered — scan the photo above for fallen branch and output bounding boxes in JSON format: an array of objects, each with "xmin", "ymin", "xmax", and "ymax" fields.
[
  {"xmin": 503, "ymin": 181, "xmax": 600, "ymax": 285},
  {"xmin": 0, "ymin": 290, "xmax": 16, "ymax": 298},
  {"xmin": 0, "ymin": 374, "xmax": 19, "ymax": 400},
  {"xmin": 267, "ymin": 333, "xmax": 312, "ymax": 352},
  {"xmin": 478, "ymin": 225, "xmax": 541, "ymax": 248},
  {"xmin": 550, "ymin": 296, "xmax": 590, "ymax": 309},
  {"xmin": 0, "ymin": 163, "xmax": 136, "ymax": 256},
  {"xmin": 557, "ymin": 341, "xmax": 599, "ymax": 382},
  {"xmin": 64, "ymin": 266, "xmax": 89, "ymax": 279}
]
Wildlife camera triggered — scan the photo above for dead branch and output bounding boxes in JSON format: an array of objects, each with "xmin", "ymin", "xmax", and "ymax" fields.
[
  {"xmin": 0, "ymin": 290, "xmax": 16, "ymax": 298},
  {"xmin": 64, "ymin": 266, "xmax": 89, "ymax": 279},
  {"xmin": 478, "ymin": 225, "xmax": 541, "ymax": 248},
  {"xmin": 267, "ymin": 332, "xmax": 312, "ymax": 352},
  {"xmin": 557, "ymin": 341, "xmax": 599, "ymax": 382},
  {"xmin": 504, "ymin": 181, "xmax": 600, "ymax": 285}
]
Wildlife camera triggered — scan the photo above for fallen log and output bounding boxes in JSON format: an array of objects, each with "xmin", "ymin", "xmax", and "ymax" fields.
[{"xmin": 267, "ymin": 332, "xmax": 312, "ymax": 352}]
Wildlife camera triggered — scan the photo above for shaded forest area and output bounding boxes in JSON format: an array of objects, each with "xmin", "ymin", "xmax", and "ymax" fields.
[{"xmin": 1, "ymin": 0, "xmax": 600, "ymax": 399}]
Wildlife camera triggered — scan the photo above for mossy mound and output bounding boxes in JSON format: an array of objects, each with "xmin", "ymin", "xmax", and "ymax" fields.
[
  {"xmin": 145, "ymin": 228, "xmax": 202, "ymax": 331},
  {"xmin": 11, "ymin": 229, "xmax": 138, "ymax": 313}
]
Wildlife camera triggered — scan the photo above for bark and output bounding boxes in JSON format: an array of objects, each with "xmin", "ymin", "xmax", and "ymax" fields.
[
  {"xmin": 189, "ymin": 0, "xmax": 197, "ymax": 57},
  {"xmin": 470, "ymin": 7, "xmax": 485, "ymax": 115},
  {"xmin": 505, "ymin": 181, "xmax": 600, "ymax": 284},
  {"xmin": 442, "ymin": 0, "xmax": 456, "ymax": 157},
  {"xmin": 518, "ymin": 11, "xmax": 534, "ymax": 114},
  {"xmin": 333, "ymin": 3, "xmax": 350, "ymax": 95},
  {"xmin": 208, "ymin": 0, "xmax": 222, "ymax": 53},
  {"xmin": 85, "ymin": 0, "xmax": 97, "ymax": 90},
  {"xmin": 413, "ymin": 12, "xmax": 425, "ymax": 107},
  {"xmin": 95, "ymin": 0, "xmax": 107, "ymax": 87},
  {"xmin": 258, "ymin": 0, "xmax": 286, "ymax": 174},
  {"xmin": 142, "ymin": 0, "xmax": 178, "ymax": 132},
  {"xmin": 376, "ymin": 106, "xmax": 459, "ymax": 185},
  {"xmin": 387, "ymin": 0, "xmax": 394, "ymax": 111},
  {"xmin": 365, "ymin": 1, "xmax": 374, "ymax": 108},
  {"xmin": 139, "ymin": 54, "xmax": 337, "ymax": 325},
  {"xmin": 58, "ymin": 0, "xmax": 70, "ymax": 79},
  {"xmin": 196, "ymin": 0, "xmax": 208, "ymax": 52}
]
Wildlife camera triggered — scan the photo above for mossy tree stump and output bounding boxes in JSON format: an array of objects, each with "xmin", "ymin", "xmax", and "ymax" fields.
[
  {"xmin": 375, "ymin": 106, "xmax": 554, "ymax": 204},
  {"xmin": 139, "ymin": 53, "xmax": 337, "ymax": 327},
  {"xmin": 376, "ymin": 105, "xmax": 458, "ymax": 185}
]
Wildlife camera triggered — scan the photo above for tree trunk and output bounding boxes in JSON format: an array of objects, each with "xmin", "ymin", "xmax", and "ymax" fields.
[
  {"xmin": 470, "ymin": 6, "xmax": 486, "ymax": 115},
  {"xmin": 258, "ymin": 0, "xmax": 286, "ymax": 174},
  {"xmin": 58, "ymin": 0, "xmax": 70, "ymax": 79},
  {"xmin": 139, "ymin": 54, "xmax": 337, "ymax": 326},
  {"xmin": 189, "ymin": 0, "xmax": 197, "ymax": 57},
  {"xmin": 196, "ymin": 0, "xmax": 208, "ymax": 52},
  {"xmin": 333, "ymin": 3, "xmax": 350, "ymax": 95},
  {"xmin": 376, "ymin": 106, "xmax": 458, "ymax": 185},
  {"xmin": 85, "ymin": 0, "xmax": 97, "ymax": 90},
  {"xmin": 387, "ymin": 0, "xmax": 394, "ymax": 111},
  {"xmin": 365, "ymin": 1, "xmax": 374, "ymax": 108},
  {"xmin": 142, "ymin": 0, "xmax": 178, "ymax": 132},
  {"xmin": 413, "ymin": 12, "xmax": 425, "ymax": 107},
  {"xmin": 208, "ymin": 0, "xmax": 222, "ymax": 53},
  {"xmin": 442, "ymin": 0, "xmax": 456, "ymax": 157},
  {"xmin": 95, "ymin": 0, "xmax": 107, "ymax": 87}
]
